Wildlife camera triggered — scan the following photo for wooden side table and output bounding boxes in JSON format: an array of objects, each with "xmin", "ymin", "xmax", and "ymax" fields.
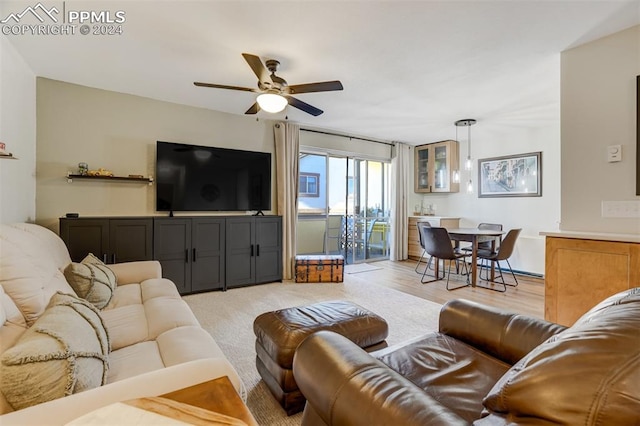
[
  {"xmin": 66, "ymin": 376, "xmax": 257, "ymax": 426},
  {"xmin": 160, "ymin": 376, "xmax": 258, "ymax": 426}
]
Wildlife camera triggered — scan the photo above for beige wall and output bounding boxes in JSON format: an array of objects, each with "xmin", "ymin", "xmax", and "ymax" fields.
[
  {"xmin": 0, "ymin": 37, "xmax": 36, "ymax": 224},
  {"xmin": 36, "ymin": 78, "xmax": 276, "ymax": 231},
  {"xmin": 561, "ymin": 25, "xmax": 640, "ymax": 234}
]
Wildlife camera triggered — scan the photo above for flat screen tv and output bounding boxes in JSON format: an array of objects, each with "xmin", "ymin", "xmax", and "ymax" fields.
[{"xmin": 156, "ymin": 141, "xmax": 271, "ymax": 213}]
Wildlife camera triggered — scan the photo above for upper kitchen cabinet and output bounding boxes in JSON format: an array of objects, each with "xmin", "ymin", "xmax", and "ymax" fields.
[{"xmin": 414, "ymin": 140, "xmax": 459, "ymax": 193}]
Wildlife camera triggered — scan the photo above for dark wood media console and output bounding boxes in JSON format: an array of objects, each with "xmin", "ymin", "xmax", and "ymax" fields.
[{"xmin": 59, "ymin": 215, "xmax": 282, "ymax": 294}]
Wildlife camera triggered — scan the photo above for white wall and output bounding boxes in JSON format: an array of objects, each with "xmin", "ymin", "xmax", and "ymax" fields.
[
  {"xmin": 36, "ymin": 78, "xmax": 276, "ymax": 232},
  {"xmin": 561, "ymin": 25, "xmax": 640, "ymax": 234},
  {"xmin": 0, "ymin": 36, "xmax": 36, "ymax": 224}
]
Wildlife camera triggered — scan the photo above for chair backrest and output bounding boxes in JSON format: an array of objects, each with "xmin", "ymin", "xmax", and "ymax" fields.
[
  {"xmin": 477, "ymin": 223, "xmax": 503, "ymax": 249},
  {"xmin": 420, "ymin": 227, "xmax": 457, "ymax": 260},
  {"xmin": 478, "ymin": 223, "xmax": 502, "ymax": 231},
  {"xmin": 416, "ymin": 221, "xmax": 431, "ymax": 249},
  {"xmin": 495, "ymin": 229, "xmax": 521, "ymax": 260}
]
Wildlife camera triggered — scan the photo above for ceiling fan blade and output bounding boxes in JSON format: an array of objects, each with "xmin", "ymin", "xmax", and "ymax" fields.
[
  {"xmin": 245, "ymin": 102, "xmax": 260, "ymax": 115},
  {"xmin": 194, "ymin": 82, "xmax": 257, "ymax": 92},
  {"xmin": 241, "ymin": 53, "xmax": 270, "ymax": 83},
  {"xmin": 286, "ymin": 96, "xmax": 323, "ymax": 116},
  {"xmin": 288, "ymin": 80, "xmax": 344, "ymax": 94}
]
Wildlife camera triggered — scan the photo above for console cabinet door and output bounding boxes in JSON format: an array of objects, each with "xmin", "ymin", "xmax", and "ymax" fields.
[
  {"xmin": 225, "ymin": 217, "xmax": 256, "ymax": 288},
  {"xmin": 255, "ymin": 217, "xmax": 282, "ymax": 284},
  {"xmin": 191, "ymin": 218, "xmax": 225, "ymax": 292},
  {"xmin": 60, "ymin": 219, "xmax": 109, "ymax": 263},
  {"xmin": 60, "ymin": 218, "xmax": 151, "ymax": 264},
  {"xmin": 109, "ymin": 219, "xmax": 153, "ymax": 263},
  {"xmin": 154, "ymin": 219, "xmax": 192, "ymax": 294}
]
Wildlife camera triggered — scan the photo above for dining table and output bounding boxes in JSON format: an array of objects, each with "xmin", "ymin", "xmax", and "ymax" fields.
[{"xmin": 446, "ymin": 228, "xmax": 504, "ymax": 287}]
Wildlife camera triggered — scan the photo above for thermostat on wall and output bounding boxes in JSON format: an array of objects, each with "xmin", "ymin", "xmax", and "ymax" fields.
[{"xmin": 607, "ymin": 145, "xmax": 622, "ymax": 162}]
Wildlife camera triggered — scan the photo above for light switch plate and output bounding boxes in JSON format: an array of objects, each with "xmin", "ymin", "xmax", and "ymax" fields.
[{"xmin": 607, "ymin": 145, "xmax": 622, "ymax": 162}]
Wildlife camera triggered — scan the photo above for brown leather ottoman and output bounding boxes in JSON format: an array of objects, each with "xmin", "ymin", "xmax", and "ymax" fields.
[{"xmin": 253, "ymin": 300, "xmax": 389, "ymax": 415}]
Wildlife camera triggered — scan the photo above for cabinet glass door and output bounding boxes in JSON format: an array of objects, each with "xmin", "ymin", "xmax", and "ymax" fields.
[
  {"xmin": 433, "ymin": 144, "xmax": 449, "ymax": 191},
  {"xmin": 416, "ymin": 147, "xmax": 430, "ymax": 192}
]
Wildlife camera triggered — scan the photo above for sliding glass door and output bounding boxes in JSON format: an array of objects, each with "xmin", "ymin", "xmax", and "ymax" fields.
[{"xmin": 297, "ymin": 152, "xmax": 390, "ymax": 264}]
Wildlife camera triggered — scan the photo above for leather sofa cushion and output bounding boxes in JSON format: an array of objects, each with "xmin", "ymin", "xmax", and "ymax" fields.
[
  {"xmin": 479, "ymin": 288, "xmax": 640, "ymax": 425},
  {"xmin": 0, "ymin": 292, "xmax": 109, "ymax": 410},
  {"xmin": 375, "ymin": 332, "xmax": 510, "ymax": 423}
]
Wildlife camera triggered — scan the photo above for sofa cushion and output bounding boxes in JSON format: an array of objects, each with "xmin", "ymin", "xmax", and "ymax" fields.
[
  {"xmin": 64, "ymin": 255, "xmax": 117, "ymax": 310},
  {"xmin": 100, "ymin": 303, "xmax": 149, "ymax": 351},
  {"xmin": 0, "ymin": 292, "xmax": 110, "ymax": 410},
  {"xmin": 0, "ymin": 224, "xmax": 76, "ymax": 326},
  {"xmin": 479, "ymin": 288, "xmax": 640, "ymax": 425},
  {"xmin": 375, "ymin": 332, "xmax": 510, "ymax": 423},
  {"xmin": 107, "ymin": 341, "xmax": 164, "ymax": 384}
]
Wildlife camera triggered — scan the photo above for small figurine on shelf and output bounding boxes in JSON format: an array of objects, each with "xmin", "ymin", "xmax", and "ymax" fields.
[
  {"xmin": 78, "ymin": 162, "xmax": 88, "ymax": 175},
  {"xmin": 0, "ymin": 142, "xmax": 14, "ymax": 158},
  {"xmin": 87, "ymin": 168, "xmax": 114, "ymax": 177}
]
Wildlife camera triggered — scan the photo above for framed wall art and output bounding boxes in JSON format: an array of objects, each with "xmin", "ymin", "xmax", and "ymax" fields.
[{"xmin": 478, "ymin": 151, "xmax": 542, "ymax": 198}]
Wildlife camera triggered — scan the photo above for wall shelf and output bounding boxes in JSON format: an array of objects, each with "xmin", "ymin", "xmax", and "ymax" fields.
[{"xmin": 66, "ymin": 173, "xmax": 154, "ymax": 185}]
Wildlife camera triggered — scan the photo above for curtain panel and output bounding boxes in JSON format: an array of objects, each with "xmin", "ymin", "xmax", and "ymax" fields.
[
  {"xmin": 390, "ymin": 142, "xmax": 411, "ymax": 261},
  {"xmin": 274, "ymin": 122, "xmax": 300, "ymax": 280}
]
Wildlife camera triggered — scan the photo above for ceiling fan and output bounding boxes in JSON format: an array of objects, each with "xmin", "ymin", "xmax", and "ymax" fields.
[{"xmin": 194, "ymin": 53, "xmax": 343, "ymax": 116}]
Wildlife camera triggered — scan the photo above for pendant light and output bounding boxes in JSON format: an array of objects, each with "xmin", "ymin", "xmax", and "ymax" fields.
[{"xmin": 455, "ymin": 119, "xmax": 477, "ymax": 193}]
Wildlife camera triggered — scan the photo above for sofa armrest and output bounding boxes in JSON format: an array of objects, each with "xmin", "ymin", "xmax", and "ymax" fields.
[
  {"xmin": 108, "ymin": 260, "xmax": 162, "ymax": 285},
  {"xmin": 439, "ymin": 299, "xmax": 567, "ymax": 365},
  {"xmin": 293, "ymin": 331, "xmax": 467, "ymax": 426},
  {"xmin": 0, "ymin": 358, "xmax": 243, "ymax": 426}
]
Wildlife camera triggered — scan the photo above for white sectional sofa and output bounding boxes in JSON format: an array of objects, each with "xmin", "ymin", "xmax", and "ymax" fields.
[{"xmin": 0, "ymin": 223, "xmax": 245, "ymax": 425}]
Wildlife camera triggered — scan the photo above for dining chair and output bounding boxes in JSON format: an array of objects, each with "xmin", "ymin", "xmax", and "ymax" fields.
[
  {"xmin": 477, "ymin": 228, "xmax": 521, "ymax": 292},
  {"xmin": 419, "ymin": 227, "xmax": 470, "ymax": 290},
  {"xmin": 461, "ymin": 223, "xmax": 503, "ymax": 253},
  {"xmin": 414, "ymin": 221, "xmax": 432, "ymax": 274}
]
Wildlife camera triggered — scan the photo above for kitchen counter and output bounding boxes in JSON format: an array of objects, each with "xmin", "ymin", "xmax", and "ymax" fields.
[{"xmin": 540, "ymin": 230, "xmax": 640, "ymax": 244}]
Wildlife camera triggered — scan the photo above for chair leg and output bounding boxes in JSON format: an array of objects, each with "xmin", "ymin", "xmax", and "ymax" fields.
[
  {"xmin": 415, "ymin": 250, "xmax": 426, "ymax": 274},
  {"xmin": 476, "ymin": 259, "xmax": 506, "ymax": 292},
  {"xmin": 420, "ymin": 257, "xmax": 444, "ymax": 284},
  {"xmin": 446, "ymin": 257, "xmax": 470, "ymax": 291},
  {"xmin": 504, "ymin": 259, "xmax": 518, "ymax": 287}
]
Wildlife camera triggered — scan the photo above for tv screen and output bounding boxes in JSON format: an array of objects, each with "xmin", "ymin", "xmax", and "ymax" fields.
[{"xmin": 156, "ymin": 141, "xmax": 271, "ymax": 212}]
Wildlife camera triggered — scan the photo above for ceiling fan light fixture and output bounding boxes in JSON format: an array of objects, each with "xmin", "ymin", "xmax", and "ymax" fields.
[{"xmin": 257, "ymin": 93, "xmax": 287, "ymax": 113}]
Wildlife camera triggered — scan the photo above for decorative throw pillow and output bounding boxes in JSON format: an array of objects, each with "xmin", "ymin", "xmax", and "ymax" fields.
[
  {"xmin": 64, "ymin": 254, "xmax": 117, "ymax": 309},
  {"xmin": 0, "ymin": 292, "xmax": 110, "ymax": 410},
  {"xmin": 82, "ymin": 253, "xmax": 105, "ymax": 265}
]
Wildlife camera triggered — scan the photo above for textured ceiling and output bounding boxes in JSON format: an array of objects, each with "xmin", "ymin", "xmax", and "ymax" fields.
[{"xmin": 2, "ymin": 0, "xmax": 639, "ymax": 145}]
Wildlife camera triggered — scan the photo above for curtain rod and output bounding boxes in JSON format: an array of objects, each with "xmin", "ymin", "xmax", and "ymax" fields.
[{"xmin": 300, "ymin": 128, "xmax": 395, "ymax": 147}]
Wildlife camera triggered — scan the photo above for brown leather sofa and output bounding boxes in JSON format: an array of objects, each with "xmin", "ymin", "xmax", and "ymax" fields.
[{"xmin": 292, "ymin": 288, "xmax": 640, "ymax": 425}]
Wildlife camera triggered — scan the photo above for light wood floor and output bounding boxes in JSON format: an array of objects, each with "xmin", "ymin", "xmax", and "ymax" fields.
[{"xmin": 346, "ymin": 259, "xmax": 545, "ymax": 319}]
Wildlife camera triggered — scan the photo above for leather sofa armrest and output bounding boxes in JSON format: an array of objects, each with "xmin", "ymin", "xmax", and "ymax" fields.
[
  {"xmin": 439, "ymin": 299, "xmax": 567, "ymax": 365},
  {"xmin": 293, "ymin": 331, "xmax": 467, "ymax": 426},
  {"xmin": 108, "ymin": 260, "xmax": 162, "ymax": 285}
]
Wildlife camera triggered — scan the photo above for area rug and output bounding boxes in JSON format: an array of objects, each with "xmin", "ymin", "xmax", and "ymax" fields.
[{"xmin": 183, "ymin": 277, "xmax": 442, "ymax": 425}]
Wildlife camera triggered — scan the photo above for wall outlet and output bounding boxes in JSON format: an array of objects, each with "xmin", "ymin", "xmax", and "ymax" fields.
[{"xmin": 601, "ymin": 200, "xmax": 640, "ymax": 218}]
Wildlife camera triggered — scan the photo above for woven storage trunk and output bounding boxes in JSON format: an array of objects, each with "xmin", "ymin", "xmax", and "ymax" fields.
[{"xmin": 295, "ymin": 255, "xmax": 344, "ymax": 283}]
